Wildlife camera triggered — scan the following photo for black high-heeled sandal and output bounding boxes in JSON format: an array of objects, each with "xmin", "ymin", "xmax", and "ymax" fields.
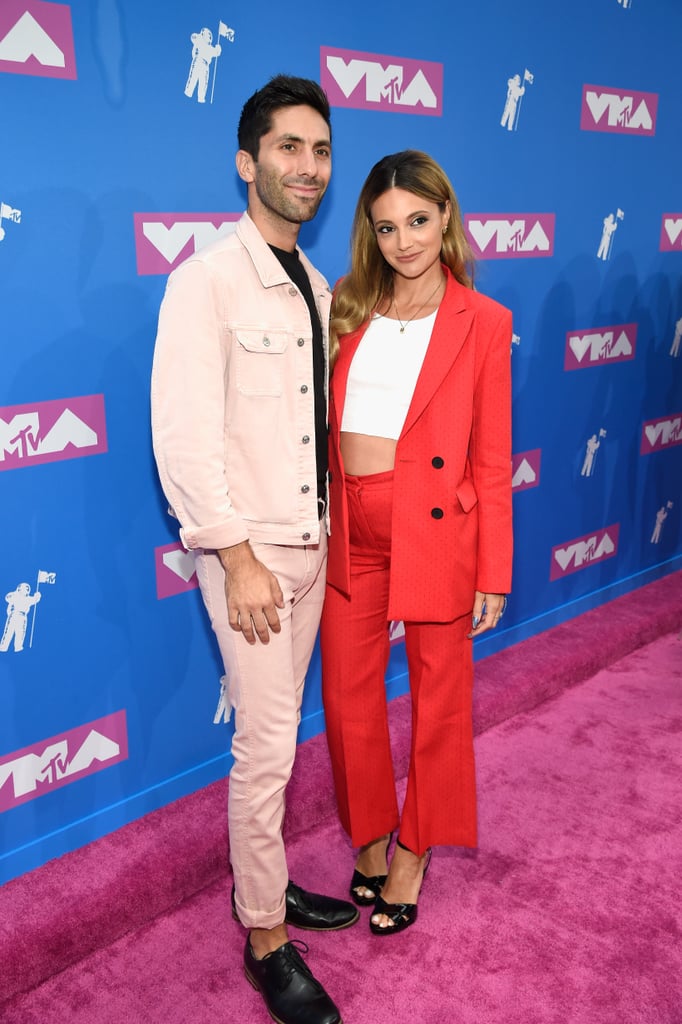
[
  {"xmin": 349, "ymin": 833, "xmax": 393, "ymax": 906},
  {"xmin": 369, "ymin": 840, "xmax": 432, "ymax": 935}
]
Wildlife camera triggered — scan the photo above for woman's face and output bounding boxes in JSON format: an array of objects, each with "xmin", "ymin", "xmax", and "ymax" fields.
[{"xmin": 370, "ymin": 187, "xmax": 449, "ymax": 281}]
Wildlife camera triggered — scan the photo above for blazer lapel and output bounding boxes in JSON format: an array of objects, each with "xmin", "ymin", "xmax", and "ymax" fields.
[{"xmin": 401, "ymin": 271, "xmax": 474, "ymax": 438}]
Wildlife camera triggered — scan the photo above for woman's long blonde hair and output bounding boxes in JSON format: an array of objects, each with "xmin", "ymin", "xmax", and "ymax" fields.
[{"xmin": 329, "ymin": 150, "xmax": 475, "ymax": 368}]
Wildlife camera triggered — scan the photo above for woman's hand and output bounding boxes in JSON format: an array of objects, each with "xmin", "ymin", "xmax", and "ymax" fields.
[{"xmin": 467, "ymin": 591, "xmax": 507, "ymax": 638}]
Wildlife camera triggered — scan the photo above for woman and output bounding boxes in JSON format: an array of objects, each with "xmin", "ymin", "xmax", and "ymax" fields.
[{"xmin": 320, "ymin": 150, "xmax": 513, "ymax": 935}]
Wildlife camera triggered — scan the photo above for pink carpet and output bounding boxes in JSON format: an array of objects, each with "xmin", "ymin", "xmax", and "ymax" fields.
[{"xmin": 1, "ymin": 572, "xmax": 681, "ymax": 1022}]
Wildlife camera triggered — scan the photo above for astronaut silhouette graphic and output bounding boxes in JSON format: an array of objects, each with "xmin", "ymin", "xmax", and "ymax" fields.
[
  {"xmin": 650, "ymin": 504, "xmax": 672, "ymax": 544},
  {"xmin": 670, "ymin": 316, "xmax": 682, "ymax": 358},
  {"xmin": 597, "ymin": 212, "xmax": 623, "ymax": 261},
  {"xmin": 581, "ymin": 429, "xmax": 606, "ymax": 477},
  {"xmin": 184, "ymin": 28, "xmax": 222, "ymax": 104},
  {"xmin": 0, "ymin": 584, "xmax": 41, "ymax": 653},
  {"xmin": 617, "ymin": 0, "xmax": 632, "ymax": 8},
  {"xmin": 501, "ymin": 71, "xmax": 533, "ymax": 131}
]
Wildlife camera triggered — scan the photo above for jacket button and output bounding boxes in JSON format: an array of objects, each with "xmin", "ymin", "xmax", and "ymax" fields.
[
  {"xmin": 297, "ymin": 338, "xmax": 305, "ymax": 347},
  {"xmin": 302, "ymin": 532, "xmax": 311, "ymax": 541},
  {"xmin": 300, "ymin": 384, "xmax": 308, "ymax": 393},
  {"xmin": 263, "ymin": 337, "xmax": 271, "ymax": 347},
  {"xmin": 301, "ymin": 484, "xmax": 310, "ymax": 493},
  {"xmin": 431, "ymin": 507, "xmax": 444, "ymax": 519},
  {"xmin": 289, "ymin": 287, "xmax": 298, "ymax": 297},
  {"xmin": 432, "ymin": 456, "xmax": 444, "ymax": 468},
  {"xmin": 302, "ymin": 435, "xmax": 310, "ymax": 444}
]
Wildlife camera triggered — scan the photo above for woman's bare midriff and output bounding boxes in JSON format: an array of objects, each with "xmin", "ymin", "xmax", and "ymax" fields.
[{"xmin": 340, "ymin": 432, "xmax": 397, "ymax": 476}]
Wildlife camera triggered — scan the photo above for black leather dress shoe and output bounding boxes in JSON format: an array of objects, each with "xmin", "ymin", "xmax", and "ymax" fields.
[
  {"xmin": 232, "ymin": 882, "xmax": 359, "ymax": 931},
  {"xmin": 244, "ymin": 938, "xmax": 341, "ymax": 1024},
  {"xmin": 285, "ymin": 882, "xmax": 359, "ymax": 931}
]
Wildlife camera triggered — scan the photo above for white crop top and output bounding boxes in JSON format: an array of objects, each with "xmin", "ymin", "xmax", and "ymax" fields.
[{"xmin": 341, "ymin": 310, "xmax": 436, "ymax": 439}]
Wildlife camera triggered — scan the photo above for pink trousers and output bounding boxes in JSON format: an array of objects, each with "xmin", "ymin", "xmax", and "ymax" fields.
[
  {"xmin": 320, "ymin": 471, "xmax": 477, "ymax": 857},
  {"xmin": 195, "ymin": 535, "xmax": 327, "ymax": 929}
]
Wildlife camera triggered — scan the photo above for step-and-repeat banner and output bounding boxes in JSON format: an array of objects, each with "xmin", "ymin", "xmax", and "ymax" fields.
[{"xmin": 1, "ymin": 0, "xmax": 680, "ymax": 883}]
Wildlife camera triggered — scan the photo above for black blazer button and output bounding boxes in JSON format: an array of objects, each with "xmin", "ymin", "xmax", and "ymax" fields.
[
  {"xmin": 431, "ymin": 507, "xmax": 444, "ymax": 519},
  {"xmin": 431, "ymin": 456, "xmax": 444, "ymax": 469}
]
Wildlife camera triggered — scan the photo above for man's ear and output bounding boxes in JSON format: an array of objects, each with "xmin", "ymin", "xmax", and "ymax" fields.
[{"xmin": 236, "ymin": 149, "xmax": 255, "ymax": 184}]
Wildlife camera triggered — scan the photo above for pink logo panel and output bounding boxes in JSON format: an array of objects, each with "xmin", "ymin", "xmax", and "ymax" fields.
[
  {"xmin": 155, "ymin": 542, "xmax": 199, "ymax": 599},
  {"xmin": 320, "ymin": 46, "xmax": 443, "ymax": 116},
  {"xmin": 512, "ymin": 449, "xmax": 541, "ymax": 492},
  {"xmin": 465, "ymin": 215, "xmax": 555, "ymax": 259},
  {"xmin": 0, "ymin": 0, "xmax": 76, "ymax": 80},
  {"xmin": 550, "ymin": 525, "xmax": 619, "ymax": 581},
  {"xmin": 564, "ymin": 323, "xmax": 637, "ymax": 370},
  {"xmin": 640, "ymin": 414, "xmax": 682, "ymax": 454},
  {"xmin": 0, "ymin": 711, "xmax": 128, "ymax": 812},
  {"xmin": 659, "ymin": 215, "xmax": 682, "ymax": 252},
  {"xmin": 134, "ymin": 213, "xmax": 240, "ymax": 275},
  {"xmin": 580, "ymin": 85, "xmax": 657, "ymax": 136},
  {"xmin": 0, "ymin": 394, "xmax": 107, "ymax": 471}
]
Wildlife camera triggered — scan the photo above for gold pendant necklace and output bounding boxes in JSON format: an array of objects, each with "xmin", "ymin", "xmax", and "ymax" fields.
[{"xmin": 393, "ymin": 276, "xmax": 443, "ymax": 333}]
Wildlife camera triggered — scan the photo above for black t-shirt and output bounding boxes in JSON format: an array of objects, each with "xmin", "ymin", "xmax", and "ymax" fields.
[{"xmin": 269, "ymin": 245, "xmax": 327, "ymax": 505}]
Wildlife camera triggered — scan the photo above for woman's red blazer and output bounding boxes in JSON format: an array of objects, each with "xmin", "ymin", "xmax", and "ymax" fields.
[{"xmin": 326, "ymin": 268, "xmax": 514, "ymax": 623}]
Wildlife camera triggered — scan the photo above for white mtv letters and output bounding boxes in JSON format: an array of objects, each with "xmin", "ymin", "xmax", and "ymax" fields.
[
  {"xmin": 0, "ymin": 200, "xmax": 22, "ymax": 243},
  {"xmin": 554, "ymin": 532, "xmax": 615, "ymax": 572},
  {"xmin": 468, "ymin": 218, "xmax": 550, "ymax": 254},
  {"xmin": 0, "ymin": 410, "xmax": 98, "ymax": 461},
  {"xmin": 325, "ymin": 56, "xmax": 438, "ymax": 108},
  {"xmin": 645, "ymin": 417, "xmax": 682, "ymax": 448},
  {"xmin": 585, "ymin": 91, "xmax": 652, "ymax": 131},
  {"xmin": 0, "ymin": 11, "xmax": 64, "ymax": 67},
  {"xmin": 142, "ymin": 220, "xmax": 237, "ymax": 264},
  {"xmin": 569, "ymin": 330, "xmax": 632, "ymax": 363},
  {"xmin": 0, "ymin": 732, "xmax": 120, "ymax": 800}
]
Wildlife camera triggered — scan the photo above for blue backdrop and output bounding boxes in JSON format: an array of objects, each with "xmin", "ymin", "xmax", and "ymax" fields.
[{"xmin": 1, "ymin": 0, "xmax": 680, "ymax": 884}]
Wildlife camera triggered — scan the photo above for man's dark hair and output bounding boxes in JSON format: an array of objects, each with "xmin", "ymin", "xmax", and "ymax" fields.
[{"xmin": 237, "ymin": 74, "xmax": 332, "ymax": 160}]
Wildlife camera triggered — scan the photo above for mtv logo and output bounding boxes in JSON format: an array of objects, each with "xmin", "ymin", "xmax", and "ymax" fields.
[
  {"xmin": 464, "ymin": 214, "xmax": 555, "ymax": 259},
  {"xmin": 320, "ymin": 46, "xmax": 443, "ymax": 116},
  {"xmin": 580, "ymin": 85, "xmax": 657, "ymax": 136},
  {"xmin": 0, "ymin": 394, "xmax": 107, "ymax": 471},
  {"xmin": 512, "ymin": 449, "xmax": 541, "ymax": 492},
  {"xmin": 550, "ymin": 524, "xmax": 619, "ymax": 581},
  {"xmin": 660, "ymin": 215, "xmax": 682, "ymax": 252},
  {"xmin": 0, "ymin": 0, "xmax": 77, "ymax": 80},
  {"xmin": 134, "ymin": 214, "xmax": 240, "ymax": 275},
  {"xmin": 155, "ymin": 542, "xmax": 199, "ymax": 599},
  {"xmin": 640, "ymin": 414, "xmax": 682, "ymax": 454},
  {"xmin": 564, "ymin": 323, "xmax": 637, "ymax": 370},
  {"xmin": 0, "ymin": 711, "xmax": 128, "ymax": 812}
]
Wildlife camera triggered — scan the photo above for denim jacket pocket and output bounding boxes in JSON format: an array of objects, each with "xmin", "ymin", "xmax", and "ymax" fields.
[{"xmin": 235, "ymin": 329, "xmax": 289, "ymax": 396}]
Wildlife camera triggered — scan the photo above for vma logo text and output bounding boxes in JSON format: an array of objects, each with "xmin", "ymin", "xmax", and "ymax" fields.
[
  {"xmin": 580, "ymin": 85, "xmax": 658, "ymax": 136},
  {"xmin": 0, "ymin": 711, "xmax": 128, "ymax": 812},
  {"xmin": 465, "ymin": 215, "xmax": 555, "ymax": 259},
  {"xmin": 134, "ymin": 213, "xmax": 240, "ymax": 275},
  {"xmin": 660, "ymin": 215, "xmax": 682, "ymax": 252},
  {"xmin": 564, "ymin": 323, "xmax": 637, "ymax": 370},
  {"xmin": 0, "ymin": 0, "xmax": 77, "ymax": 80},
  {"xmin": 550, "ymin": 524, "xmax": 619, "ymax": 581},
  {"xmin": 320, "ymin": 46, "xmax": 442, "ymax": 116},
  {"xmin": 512, "ymin": 450, "xmax": 541, "ymax": 492},
  {"xmin": 0, "ymin": 395, "xmax": 107, "ymax": 471},
  {"xmin": 155, "ymin": 542, "xmax": 199, "ymax": 599},
  {"xmin": 640, "ymin": 414, "xmax": 682, "ymax": 454}
]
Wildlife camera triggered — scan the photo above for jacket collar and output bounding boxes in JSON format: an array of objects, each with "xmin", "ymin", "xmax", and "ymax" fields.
[{"xmin": 236, "ymin": 211, "xmax": 330, "ymax": 297}]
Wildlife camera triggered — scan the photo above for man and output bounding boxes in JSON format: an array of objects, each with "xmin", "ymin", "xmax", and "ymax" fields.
[{"xmin": 151, "ymin": 75, "xmax": 357, "ymax": 1024}]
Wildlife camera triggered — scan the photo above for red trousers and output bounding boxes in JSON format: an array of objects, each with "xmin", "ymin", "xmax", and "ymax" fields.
[{"xmin": 321, "ymin": 470, "xmax": 477, "ymax": 857}]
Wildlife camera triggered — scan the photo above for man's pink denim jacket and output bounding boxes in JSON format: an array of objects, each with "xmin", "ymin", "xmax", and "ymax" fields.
[{"xmin": 151, "ymin": 212, "xmax": 331, "ymax": 552}]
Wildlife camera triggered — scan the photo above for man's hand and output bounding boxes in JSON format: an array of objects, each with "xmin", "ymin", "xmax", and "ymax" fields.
[
  {"xmin": 218, "ymin": 541, "xmax": 284, "ymax": 645},
  {"xmin": 467, "ymin": 590, "xmax": 507, "ymax": 639}
]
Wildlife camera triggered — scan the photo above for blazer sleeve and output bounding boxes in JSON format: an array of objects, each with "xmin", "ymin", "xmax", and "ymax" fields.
[{"xmin": 470, "ymin": 305, "xmax": 513, "ymax": 594}]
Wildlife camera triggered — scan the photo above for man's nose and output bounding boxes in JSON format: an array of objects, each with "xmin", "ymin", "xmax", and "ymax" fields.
[{"xmin": 297, "ymin": 148, "xmax": 318, "ymax": 177}]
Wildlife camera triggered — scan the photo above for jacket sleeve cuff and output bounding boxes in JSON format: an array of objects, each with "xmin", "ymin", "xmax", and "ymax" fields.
[{"xmin": 179, "ymin": 518, "xmax": 250, "ymax": 552}]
